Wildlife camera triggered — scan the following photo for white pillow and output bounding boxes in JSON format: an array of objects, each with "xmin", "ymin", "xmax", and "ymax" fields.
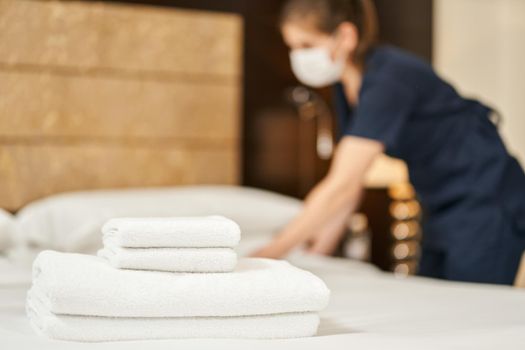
[
  {"xmin": 15, "ymin": 186, "xmax": 302, "ymax": 254},
  {"xmin": 0, "ymin": 209, "xmax": 18, "ymax": 253}
]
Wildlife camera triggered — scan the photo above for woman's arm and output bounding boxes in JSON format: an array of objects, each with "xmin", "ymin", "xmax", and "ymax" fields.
[
  {"xmin": 305, "ymin": 189, "xmax": 362, "ymax": 255},
  {"xmin": 252, "ymin": 136, "xmax": 383, "ymax": 258}
]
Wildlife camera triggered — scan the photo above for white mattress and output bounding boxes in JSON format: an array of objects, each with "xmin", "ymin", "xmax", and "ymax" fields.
[{"xmin": 1, "ymin": 252, "xmax": 524, "ymax": 349}]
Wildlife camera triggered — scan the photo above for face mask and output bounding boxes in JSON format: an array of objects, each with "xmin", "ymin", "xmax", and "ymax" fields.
[{"xmin": 289, "ymin": 46, "xmax": 345, "ymax": 88}]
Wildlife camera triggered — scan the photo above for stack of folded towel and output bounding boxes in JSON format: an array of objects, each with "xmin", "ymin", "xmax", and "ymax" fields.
[
  {"xmin": 26, "ymin": 216, "xmax": 330, "ymax": 342},
  {"xmin": 98, "ymin": 216, "xmax": 240, "ymax": 272}
]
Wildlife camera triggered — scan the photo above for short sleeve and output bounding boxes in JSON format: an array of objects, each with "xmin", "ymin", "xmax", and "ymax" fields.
[
  {"xmin": 333, "ymin": 83, "xmax": 352, "ymax": 140},
  {"xmin": 345, "ymin": 78, "xmax": 417, "ymax": 151}
]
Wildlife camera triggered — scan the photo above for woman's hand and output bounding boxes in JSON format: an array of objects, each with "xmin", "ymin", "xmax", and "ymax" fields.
[
  {"xmin": 250, "ymin": 136, "xmax": 383, "ymax": 259},
  {"xmin": 250, "ymin": 205, "xmax": 349, "ymax": 259},
  {"xmin": 251, "ymin": 241, "xmax": 289, "ymax": 259},
  {"xmin": 252, "ymin": 207, "xmax": 350, "ymax": 258},
  {"xmin": 306, "ymin": 205, "xmax": 354, "ymax": 255}
]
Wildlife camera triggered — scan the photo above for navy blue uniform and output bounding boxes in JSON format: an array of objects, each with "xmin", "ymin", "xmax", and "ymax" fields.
[{"xmin": 334, "ymin": 45, "xmax": 525, "ymax": 285}]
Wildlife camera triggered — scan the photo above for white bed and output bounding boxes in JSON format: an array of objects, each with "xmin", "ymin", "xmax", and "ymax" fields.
[
  {"xmin": 1, "ymin": 252, "xmax": 525, "ymax": 349},
  {"xmin": 1, "ymin": 186, "xmax": 524, "ymax": 349}
]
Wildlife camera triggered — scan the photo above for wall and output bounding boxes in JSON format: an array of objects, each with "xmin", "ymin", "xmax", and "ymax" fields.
[
  {"xmin": 434, "ymin": 0, "xmax": 525, "ymax": 162},
  {"xmin": 0, "ymin": 0, "xmax": 243, "ymax": 210}
]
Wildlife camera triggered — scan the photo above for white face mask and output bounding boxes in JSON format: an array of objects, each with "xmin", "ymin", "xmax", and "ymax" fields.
[{"xmin": 289, "ymin": 46, "xmax": 345, "ymax": 88}]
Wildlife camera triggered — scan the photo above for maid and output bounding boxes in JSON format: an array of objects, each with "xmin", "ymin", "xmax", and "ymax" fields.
[{"xmin": 254, "ymin": 0, "xmax": 525, "ymax": 285}]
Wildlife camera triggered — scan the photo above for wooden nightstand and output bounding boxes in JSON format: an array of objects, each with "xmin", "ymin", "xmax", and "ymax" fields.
[{"xmin": 339, "ymin": 156, "xmax": 422, "ymax": 276}]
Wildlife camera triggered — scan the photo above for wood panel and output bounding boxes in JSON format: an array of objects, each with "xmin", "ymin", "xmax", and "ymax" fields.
[
  {"xmin": 0, "ymin": 142, "xmax": 238, "ymax": 210},
  {"xmin": 0, "ymin": 71, "xmax": 240, "ymax": 139},
  {"xmin": 0, "ymin": 0, "xmax": 243, "ymax": 211},
  {"xmin": 0, "ymin": 0, "xmax": 242, "ymax": 77}
]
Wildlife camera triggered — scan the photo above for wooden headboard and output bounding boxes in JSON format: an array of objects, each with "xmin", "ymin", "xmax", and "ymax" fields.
[{"xmin": 0, "ymin": 0, "xmax": 243, "ymax": 211}]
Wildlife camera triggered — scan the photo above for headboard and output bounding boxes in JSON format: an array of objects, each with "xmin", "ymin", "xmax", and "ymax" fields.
[{"xmin": 0, "ymin": 0, "xmax": 243, "ymax": 211}]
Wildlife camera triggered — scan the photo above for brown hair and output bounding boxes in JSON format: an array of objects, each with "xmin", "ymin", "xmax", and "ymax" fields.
[{"xmin": 280, "ymin": 0, "xmax": 379, "ymax": 66}]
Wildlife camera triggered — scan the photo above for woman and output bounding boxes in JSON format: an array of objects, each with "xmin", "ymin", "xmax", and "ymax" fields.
[{"xmin": 253, "ymin": 0, "xmax": 525, "ymax": 285}]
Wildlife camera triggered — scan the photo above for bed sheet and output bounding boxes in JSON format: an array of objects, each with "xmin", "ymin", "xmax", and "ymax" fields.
[{"xmin": 1, "ymin": 251, "xmax": 524, "ymax": 350}]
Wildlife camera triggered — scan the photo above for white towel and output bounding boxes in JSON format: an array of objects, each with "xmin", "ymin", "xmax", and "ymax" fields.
[
  {"xmin": 31, "ymin": 251, "xmax": 330, "ymax": 317},
  {"xmin": 97, "ymin": 243, "xmax": 237, "ymax": 272},
  {"xmin": 102, "ymin": 216, "xmax": 241, "ymax": 248},
  {"xmin": 27, "ymin": 294, "xmax": 320, "ymax": 342}
]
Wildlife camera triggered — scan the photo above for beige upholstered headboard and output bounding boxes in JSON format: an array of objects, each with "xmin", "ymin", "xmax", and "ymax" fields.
[{"xmin": 0, "ymin": 0, "xmax": 243, "ymax": 211}]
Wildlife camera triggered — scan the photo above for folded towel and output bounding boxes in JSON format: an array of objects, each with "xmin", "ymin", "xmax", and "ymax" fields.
[
  {"xmin": 27, "ymin": 294, "xmax": 320, "ymax": 342},
  {"xmin": 31, "ymin": 251, "xmax": 330, "ymax": 317},
  {"xmin": 97, "ymin": 242, "xmax": 237, "ymax": 272},
  {"xmin": 102, "ymin": 216, "xmax": 241, "ymax": 248}
]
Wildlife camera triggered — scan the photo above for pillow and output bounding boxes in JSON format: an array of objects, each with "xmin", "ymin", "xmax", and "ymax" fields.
[
  {"xmin": 0, "ymin": 209, "xmax": 17, "ymax": 253},
  {"xmin": 15, "ymin": 186, "xmax": 302, "ymax": 254}
]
